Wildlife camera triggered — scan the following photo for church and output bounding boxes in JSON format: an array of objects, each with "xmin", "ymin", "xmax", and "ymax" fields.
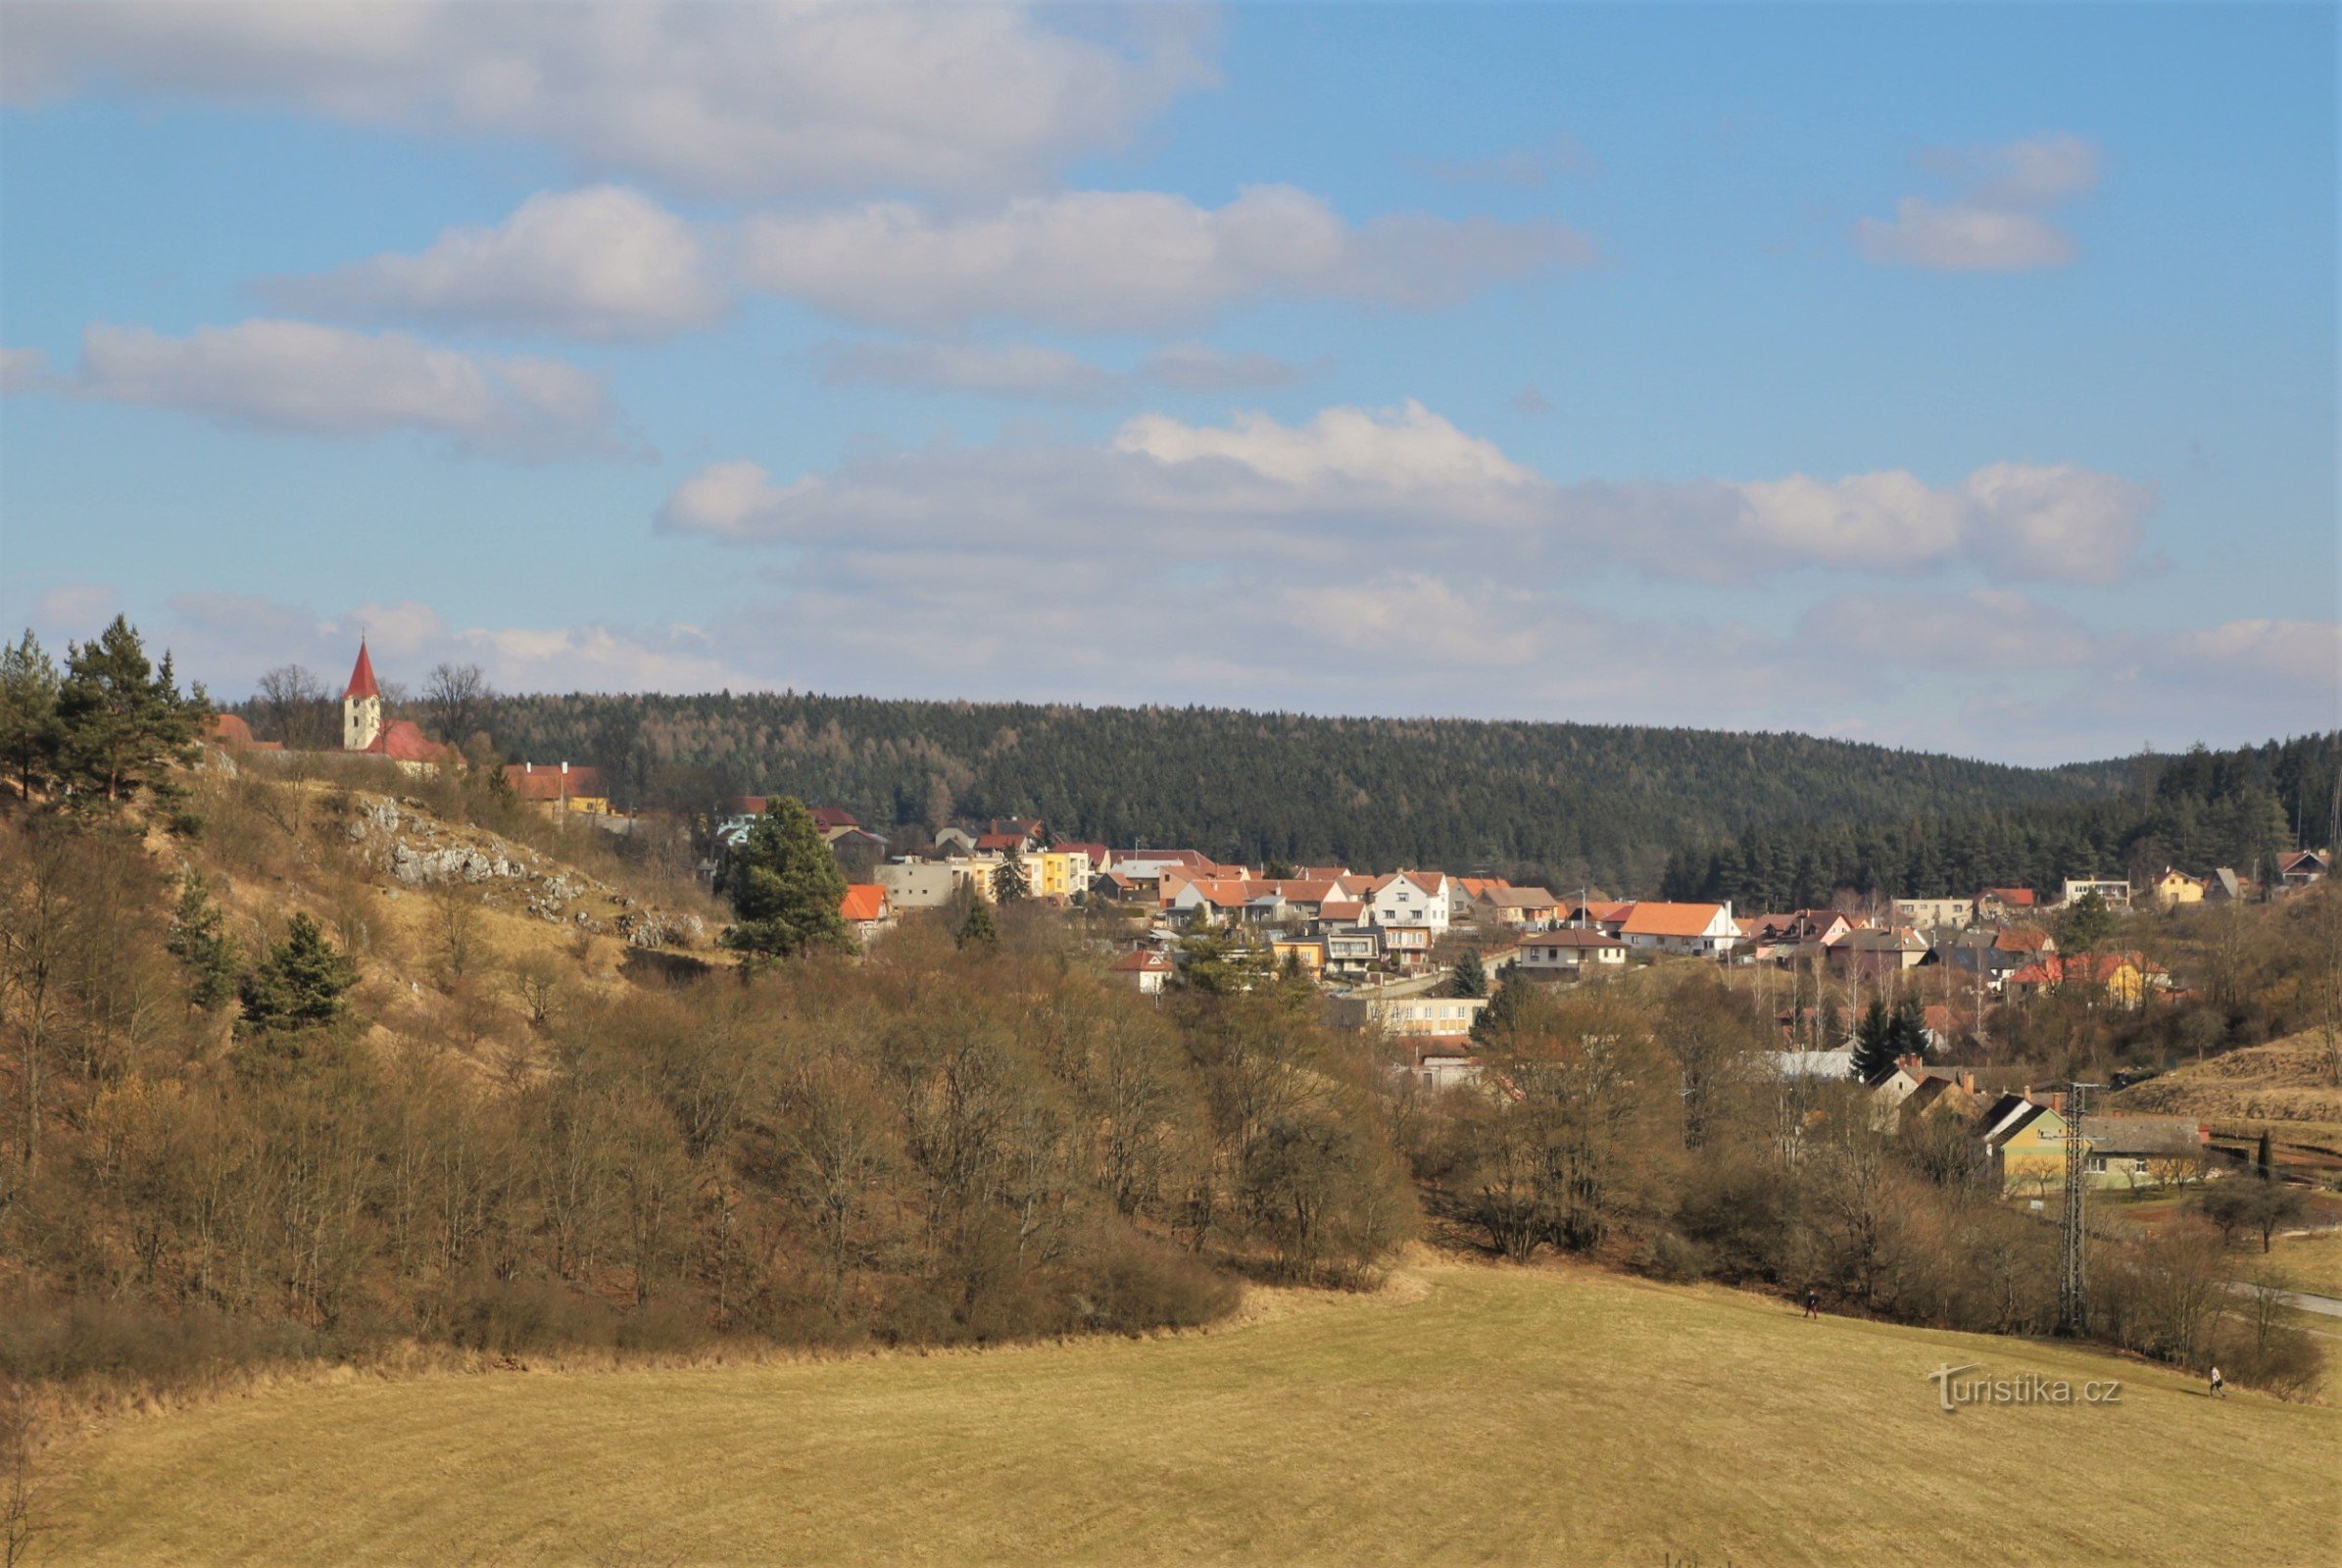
[{"xmin": 340, "ymin": 641, "xmax": 454, "ymax": 769}]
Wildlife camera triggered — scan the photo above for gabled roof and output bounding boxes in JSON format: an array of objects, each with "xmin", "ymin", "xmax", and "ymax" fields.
[
  {"xmin": 1521, "ymin": 928, "xmax": 1625, "ymax": 949},
  {"xmin": 1621, "ymin": 902, "xmax": 1729, "ymax": 938},
  {"xmin": 1320, "ymin": 900, "xmax": 1367, "ymax": 922},
  {"xmin": 1371, "ymin": 870, "xmax": 1447, "ymax": 899},
  {"xmin": 364, "ymin": 719, "xmax": 448, "ymax": 763},
  {"xmin": 1486, "ymin": 887, "xmax": 1558, "ymax": 909},
  {"xmin": 1979, "ymin": 887, "xmax": 2037, "ymax": 906},
  {"xmin": 505, "ymin": 762, "xmax": 604, "ymax": 800},
  {"xmin": 809, "ymin": 807, "xmax": 861, "ymax": 830},
  {"xmin": 839, "ymin": 884, "xmax": 889, "ymax": 923},
  {"xmin": 2077, "ymin": 1114, "xmax": 2206, "ymax": 1157},
  {"xmin": 342, "ymin": 641, "xmax": 380, "ymax": 701},
  {"xmin": 973, "ymin": 832, "xmax": 1028, "ymax": 852},
  {"xmin": 1054, "ymin": 841, "xmax": 1109, "ymax": 865},
  {"xmin": 1108, "ymin": 949, "xmax": 1173, "ymax": 972}
]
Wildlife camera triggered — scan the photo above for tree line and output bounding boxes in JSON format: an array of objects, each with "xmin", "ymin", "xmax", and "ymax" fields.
[
  {"xmin": 1662, "ymin": 734, "xmax": 2337, "ymax": 908},
  {"xmin": 326, "ymin": 688, "xmax": 2124, "ymax": 892}
]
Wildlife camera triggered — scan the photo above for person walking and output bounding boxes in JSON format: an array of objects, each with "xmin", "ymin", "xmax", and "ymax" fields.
[
  {"xmin": 2209, "ymin": 1365, "xmax": 2225, "ymax": 1398},
  {"xmin": 1804, "ymin": 1289, "xmax": 1821, "ymax": 1320}
]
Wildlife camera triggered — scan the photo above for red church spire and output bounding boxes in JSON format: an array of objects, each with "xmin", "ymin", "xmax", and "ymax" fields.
[{"xmin": 343, "ymin": 640, "xmax": 381, "ymax": 701}]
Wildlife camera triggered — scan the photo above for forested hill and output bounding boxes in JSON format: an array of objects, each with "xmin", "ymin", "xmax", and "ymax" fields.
[
  {"xmin": 466, "ymin": 692, "xmax": 2116, "ymax": 891},
  {"xmin": 1663, "ymin": 733, "xmax": 2340, "ymax": 908}
]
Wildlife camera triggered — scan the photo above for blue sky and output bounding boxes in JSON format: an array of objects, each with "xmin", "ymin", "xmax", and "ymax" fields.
[{"xmin": 2, "ymin": 1, "xmax": 2334, "ymax": 763}]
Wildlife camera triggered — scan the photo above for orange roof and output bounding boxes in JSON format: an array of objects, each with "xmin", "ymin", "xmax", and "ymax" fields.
[
  {"xmin": 1620, "ymin": 902, "xmax": 1729, "ymax": 938},
  {"xmin": 1109, "ymin": 949, "xmax": 1173, "ymax": 972},
  {"xmin": 1981, "ymin": 887, "xmax": 2037, "ymax": 906},
  {"xmin": 205, "ymin": 712, "xmax": 281, "ymax": 751},
  {"xmin": 840, "ymin": 884, "xmax": 888, "ymax": 923},
  {"xmin": 363, "ymin": 720, "xmax": 449, "ymax": 763},
  {"xmin": 505, "ymin": 762, "xmax": 604, "ymax": 800},
  {"xmin": 342, "ymin": 641, "xmax": 380, "ymax": 701}
]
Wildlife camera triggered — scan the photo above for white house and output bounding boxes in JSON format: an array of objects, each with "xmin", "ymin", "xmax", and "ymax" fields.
[
  {"xmin": 1368, "ymin": 871, "xmax": 1450, "ymax": 934},
  {"xmin": 2059, "ymin": 878, "xmax": 2132, "ymax": 908},
  {"xmin": 1515, "ymin": 928, "xmax": 1629, "ymax": 974},
  {"xmin": 1618, "ymin": 901, "xmax": 1740, "ymax": 956}
]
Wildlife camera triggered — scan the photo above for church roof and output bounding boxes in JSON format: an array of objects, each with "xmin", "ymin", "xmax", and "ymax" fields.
[{"xmin": 343, "ymin": 641, "xmax": 380, "ymax": 701}]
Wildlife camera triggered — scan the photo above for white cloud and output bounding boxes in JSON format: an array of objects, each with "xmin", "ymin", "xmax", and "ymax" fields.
[
  {"xmin": 1796, "ymin": 588, "xmax": 2095, "ymax": 670},
  {"xmin": 1854, "ymin": 134, "xmax": 2100, "ymax": 272},
  {"xmin": 3, "ymin": 1, "xmax": 1215, "ymax": 199},
  {"xmin": 1, "ymin": 346, "xmax": 51, "ymax": 392},
  {"xmin": 68, "ymin": 318, "xmax": 625, "ymax": 458},
  {"xmin": 738, "ymin": 185, "xmax": 1590, "ymax": 330},
  {"xmin": 264, "ymin": 186, "xmax": 725, "ymax": 339},
  {"xmin": 2148, "ymin": 619, "xmax": 2342, "ymax": 692},
  {"xmin": 657, "ymin": 401, "xmax": 2150, "ymax": 586},
  {"xmin": 815, "ymin": 338, "xmax": 1321, "ymax": 399},
  {"xmin": 1286, "ymin": 573, "xmax": 1544, "ymax": 667},
  {"xmin": 29, "ymin": 583, "xmax": 120, "ymax": 637}
]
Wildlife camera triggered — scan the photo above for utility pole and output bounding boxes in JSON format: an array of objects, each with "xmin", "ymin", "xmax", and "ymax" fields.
[{"xmin": 2059, "ymin": 1080, "xmax": 2105, "ymax": 1336}]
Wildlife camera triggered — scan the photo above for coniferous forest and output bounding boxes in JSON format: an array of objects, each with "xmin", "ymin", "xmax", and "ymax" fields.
[{"xmin": 449, "ymin": 690, "xmax": 2159, "ymax": 891}]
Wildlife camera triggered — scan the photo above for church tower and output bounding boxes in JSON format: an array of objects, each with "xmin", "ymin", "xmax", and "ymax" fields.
[{"xmin": 342, "ymin": 640, "xmax": 383, "ymax": 752}]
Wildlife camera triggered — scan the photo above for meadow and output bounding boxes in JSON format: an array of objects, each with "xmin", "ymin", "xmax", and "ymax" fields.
[{"xmin": 39, "ymin": 1261, "xmax": 2340, "ymax": 1568}]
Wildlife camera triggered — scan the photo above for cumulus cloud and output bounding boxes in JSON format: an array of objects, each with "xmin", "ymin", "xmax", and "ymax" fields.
[
  {"xmin": 1854, "ymin": 134, "xmax": 2099, "ymax": 271},
  {"xmin": 738, "ymin": 185, "xmax": 1591, "ymax": 330},
  {"xmin": 1, "ymin": 346, "xmax": 51, "ymax": 392},
  {"xmin": 2, "ymin": 1, "xmax": 1215, "ymax": 198},
  {"xmin": 657, "ymin": 400, "xmax": 2153, "ymax": 585},
  {"xmin": 815, "ymin": 338, "xmax": 1321, "ymax": 399},
  {"xmin": 263, "ymin": 186, "xmax": 726, "ymax": 339},
  {"xmin": 1796, "ymin": 588, "xmax": 2096, "ymax": 670},
  {"xmin": 64, "ymin": 318, "xmax": 626, "ymax": 458}
]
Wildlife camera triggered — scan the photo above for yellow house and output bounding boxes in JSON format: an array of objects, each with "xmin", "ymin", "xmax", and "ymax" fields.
[
  {"xmin": 1989, "ymin": 1103, "xmax": 2208, "ymax": 1195},
  {"xmin": 2150, "ymin": 867, "xmax": 2204, "ymax": 908},
  {"xmin": 2006, "ymin": 952, "xmax": 2168, "ymax": 1009},
  {"xmin": 505, "ymin": 761, "xmax": 610, "ymax": 815},
  {"xmin": 1271, "ymin": 937, "xmax": 1326, "ymax": 976},
  {"xmin": 1031, "ymin": 851, "xmax": 1078, "ymax": 903}
]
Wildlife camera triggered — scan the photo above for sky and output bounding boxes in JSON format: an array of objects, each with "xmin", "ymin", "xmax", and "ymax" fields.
[{"xmin": 1, "ymin": 0, "xmax": 2335, "ymax": 765}]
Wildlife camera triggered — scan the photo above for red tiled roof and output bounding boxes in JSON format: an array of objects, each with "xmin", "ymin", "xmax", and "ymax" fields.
[
  {"xmin": 1109, "ymin": 949, "xmax": 1173, "ymax": 972},
  {"xmin": 1981, "ymin": 887, "xmax": 2036, "ymax": 906},
  {"xmin": 205, "ymin": 713, "xmax": 281, "ymax": 751},
  {"xmin": 973, "ymin": 832, "xmax": 1026, "ymax": 851},
  {"xmin": 1621, "ymin": 902, "xmax": 1729, "ymax": 939},
  {"xmin": 840, "ymin": 884, "xmax": 888, "ymax": 923},
  {"xmin": 365, "ymin": 720, "xmax": 448, "ymax": 763},
  {"xmin": 342, "ymin": 641, "xmax": 380, "ymax": 701},
  {"xmin": 809, "ymin": 807, "xmax": 860, "ymax": 830},
  {"xmin": 1054, "ymin": 842, "xmax": 1109, "ymax": 865},
  {"xmin": 505, "ymin": 762, "xmax": 604, "ymax": 799}
]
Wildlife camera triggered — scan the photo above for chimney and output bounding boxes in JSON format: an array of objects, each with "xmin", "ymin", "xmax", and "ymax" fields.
[
  {"xmin": 524, "ymin": 761, "xmax": 533, "ymax": 774},
  {"xmin": 561, "ymin": 760, "xmax": 569, "ymax": 775},
  {"xmin": 1959, "ymin": 1070, "xmax": 1976, "ymax": 1094},
  {"xmin": 2050, "ymin": 1091, "xmax": 2067, "ymax": 1114}
]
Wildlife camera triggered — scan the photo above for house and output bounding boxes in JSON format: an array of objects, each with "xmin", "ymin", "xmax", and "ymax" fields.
[
  {"xmin": 2275, "ymin": 849, "xmax": 2330, "ymax": 890},
  {"xmin": 338, "ymin": 641, "xmax": 454, "ymax": 772},
  {"xmin": 1746, "ymin": 909, "xmax": 1854, "ymax": 963},
  {"xmin": 1322, "ymin": 926, "xmax": 1380, "ymax": 980},
  {"xmin": 1515, "ymin": 927, "xmax": 1629, "ymax": 976},
  {"xmin": 1449, "ymin": 876, "xmax": 1510, "ymax": 920},
  {"xmin": 507, "ymin": 760, "xmax": 610, "ymax": 815},
  {"xmin": 1270, "ymin": 937, "xmax": 1327, "ymax": 977},
  {"xmin": 876, "ymin": 860, "xmax": 959, "ymax": 909},
  {"xmin": 933, "ymin": 826, "xmax": 980, "ymax": 855},
  {"xmin": 1928, "ymin": 928, "xmax": 2055, "ymax": 994},
  {"xmin": 807, "ymin": 808, "xmax": 889, "ymax": 857},
  {"xmin": 1988, "ymin": 1102, "xmax": 2207, "ymax": 1194},
  {"xmin": 1618, "ymin": 902, "xmax": 1740, "ymax": 956},
  {"xmin": 1402, "ymin": 1037, "xmax": 1483, "ymax": 1092},
  {"xmin": 1332, "ymin": 993, "xmax": 1491, "ymax": 1036},
  {"xmin": 1768, "ymin": 1049, "xmax": 1858, "ymax": 1080},
  {"xmin": 1975, "ymin": 887, "xmax": 2038, "ymax": 920},
  {"xmin": 1369, "ymin": 871, "xmax": 1451, "ymax": 934},
  {"xmin": 2202, "ymin": 867, "xmax": 2245, "ymax": 902},
  {"xmin": 840, "ymin": 883, "xmax": 894, "ymax": 944},
  {"xmin": 1107, "ymin": 949, "xmax": 1175, "ymax": 995},
  {"xmin": 204, "ymin": 713, "xmax": 283, "ymax": 752},
  {"xmin": 1564, "ymin": 901, "xmax": 1636, "ymax": 937},
  {"xmin": 1830, "ymin": 925, "xmax": 1928, "ymax": 978},
  {"xmin": 1375, "ymin": 924, "xmax": 1436, "ymax": 970},
  {"xmin": 1480, "ymin": 886, "xmax": 1562, "ymax": 927},
  {"xmin": 1892, "ymin": 898, "xmax": 1972, "ymax": 929},
  {"xmin": 2059, "ymin": 877, "xmax": 2132, "ymax": 909},
  {"xmin": 2004, "ymin": 952, "xmax": 2169, "ymax": 1007},
  {"xmin": 1867, "ymin": 1059, "xmax": 1983, "ymax": 1131},
  {"xmin": 2147, "ymin": 867, "xmax": 2204, "ymax": 908}
]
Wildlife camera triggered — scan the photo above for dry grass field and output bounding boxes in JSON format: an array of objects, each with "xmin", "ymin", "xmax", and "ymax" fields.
[
  {"xmin": 38, "ymin": 1262, "xmax": 2340, "ymax": 1568},
  {"xmin": 2112, "ymin": 1035, "xmax": 2342, "ymax": 1170}
]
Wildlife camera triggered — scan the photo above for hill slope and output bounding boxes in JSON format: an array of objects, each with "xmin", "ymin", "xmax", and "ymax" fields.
[
  {"xmin": 461, "ymin": 692, "xmax": 2120, "ymax": 888},
  {"xmin": 44, "ymin": 1263, "xmax": 2336, "ymax": 1567}
]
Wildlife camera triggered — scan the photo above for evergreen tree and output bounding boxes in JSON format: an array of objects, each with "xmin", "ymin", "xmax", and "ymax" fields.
[
  {"xmin": 55, "ymin": 616, "xmax": 209, "ymax": 805},
  {"xmin": 995, "ymin": 845, "xmax": 1029, "ymax": 904},
  {"xmin": 238, "ymin": 913, "xmax": 358, "ymax": 1034},
  {"xmin": 2257, "ymin": 1129, "xmax": 2273, "ymax": 1180},
  {"xmin": 1852, "ymin": 999, "xmax": 1898, "ymax": 1082},
  {"xmin": 717, "ymin": 796, "xmax": 851, "ymax": 959},
  {"xmin": 1450, "ymin": 949, "xmax": 1488, "ymax": 999},
  {"xmin": 1471, "ymin": 966, "xmax": 1533, "ymax": 1045},
  {"xmin": 0, "ymin": 629, "xmax": 63, "ymax": 802},
  {"xmin": 2057, "ymin": 890, "xmax": 2118, "ymax": 955},
  {"xmin": 167, "ymin": 870, "xmax": 239, "ymax": 1010},
  {"xmin": 955, "ymin": 897, "xmax": 998, "ymax": 950}
]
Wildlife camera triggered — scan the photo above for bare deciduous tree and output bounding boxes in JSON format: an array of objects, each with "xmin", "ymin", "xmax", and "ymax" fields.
[
  {"xmin": 255, "ymin": 663, "xmax": 331, "ymax": 749},
  {"xmin": 421, "ymin": 662, "xmax": 492, "ymax": 748}
]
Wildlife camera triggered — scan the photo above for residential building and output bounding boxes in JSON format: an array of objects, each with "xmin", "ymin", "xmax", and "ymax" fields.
[
  {"xmin": 1618, "ymin": 901, "xmax": 1740, "ymax": 956},
  {"xmin": 1480, "ymin": 886, "xmax": 1562, "ymax": 927},
  {"xmin": 1369, "ymin": 871, "xmax": 1451, "ymax": 933},
  {"xmin": 1322, "ymin": 926, "xmax": 1380, "ymax": 980},
  {"xmin": 1107, "ymin": 949, "xmax": 1175, "ymax": 994},
  {"xmin": 508, "ymin": 760, "xmax": 610, "ymax": 815},
  {"xmin": 1974, "ymin": 887, "xmax": 2038, "ymax": 920},
  {"xmin": 2148, "ymin": 867, "xmax": 2204, "ymax": 908},
  {"xmin": 1830, "ymin": 926, "xmax": 1927, "ymax": 978},
  {"xmin": 840, "ymin": 884, "xmax": 894, "ymax": 944},
  {"xmin": 1402, "ymin": 1038, "xmax": 1483, "ymax": 1092},
  {"xmin": 1892, "ymin": 897, "xmax": 1972, "ymax": 929},
  {"xmin": 2059, "ymin": 877, "xmax": 2132, "ymax": 908},
  {"xmin": 2202, "ymin": 867, "xmax": 2245, "ymax": 902},
  {"xmin": 1270, "ymin": 937, "xmax": 1327, "ymax": 977},
  {"xmin": 2004, "ymin": 952, "xmax": 2169, "ymax": 1008},
  {"xmin": 876, "ymin": 860, "xmax": 959, "ymax": 909},
  {"xmin": 1333, "ymin": 993, "xmax": 1491, "ymax": 1036},
  {"xmin": 2275, "ymin": 849, "xmax": 2330, "ymax": 890},
  {"xmin": 204, "ymin": 713, "xmax": 283, "ymax": 753},
  {"xmin": 1515, "ymin": 927, "xmax": 1629, "ymax": 976},
  {"xmin": 1988, "ymin": 1102, "xmax": 2207, "ymax": 1195}
]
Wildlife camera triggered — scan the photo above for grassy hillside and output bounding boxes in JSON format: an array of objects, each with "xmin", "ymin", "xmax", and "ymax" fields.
[
  {"xmin": 2112, "ymin": 1033, "xmax": 2342, "ymax": 1168},
  {"xmin": 449, "ymin": 691, "xmax": 2120, "ymax": 889},
  {"xmin": 42, "ymin": 1263, "xmax": 2338, "ymax": 1568}
]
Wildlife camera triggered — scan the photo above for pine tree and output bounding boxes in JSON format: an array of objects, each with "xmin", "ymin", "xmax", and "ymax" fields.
[
  {"xmin": 718, "ymin": 796, "xmax": 851, "ymax": 959},
  {"xmin": 2057, "ymin": 890, "xmax": 2118, "ymax": 955},
  {"xmin": 1450, "ymin": 949, "xmax": 1488, "ymax": 999},
  {"xmin": 0, "ymin": 629, "xmax": 64, "ymax": 802},
  {"xmin": 955, "ymin": 898, "xmax": 998, "ymax": 950},
  {"xmin": 167, "ymin": 870, "xmax": 239, "ymax": 1010},
  {"xmin": 55, "ymin": 616, "xmax": 209, "ymax": 806},
  {"xmin": 1852, "ymin": 998, "xmax": 1898, "ymax": 1082},
  {"xmin": 995, "ymin": 846, "xmax": 1029, "ymax": 904},
  {"xmin": 238, "ymin": 913, "xmax": 358, "ymax": 1034},
  {"xmin": 1471, "ymin": 966, "xmax": 1533, "ymax": 1045}
]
